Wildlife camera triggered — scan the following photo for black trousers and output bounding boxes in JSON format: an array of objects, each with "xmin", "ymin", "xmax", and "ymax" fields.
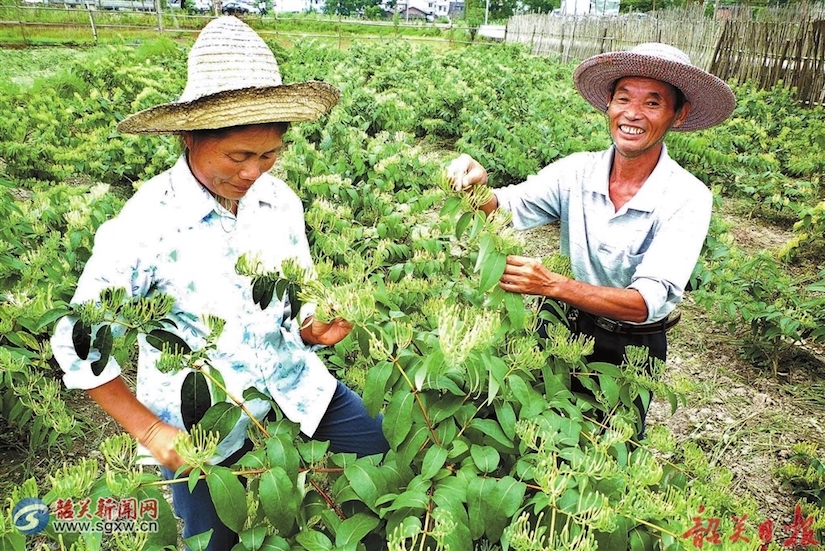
[{"xmin": 537, "ymin": 300, "xmax": 667, "ymax": 438}]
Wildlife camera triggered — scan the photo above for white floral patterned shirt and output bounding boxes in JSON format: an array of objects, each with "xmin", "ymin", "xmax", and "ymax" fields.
[{"xmin": 51, "ymin": 156, "xmax": 337, "ymax": 463}]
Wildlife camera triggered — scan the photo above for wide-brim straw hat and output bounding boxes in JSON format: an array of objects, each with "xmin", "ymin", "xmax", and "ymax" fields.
[
  {"xmin": 117, "ymin": 16, "xmax": 340, "ymax": 134},
  {"xmin": 573, "ymin": 42, "xmax": 736, "ymax": 132}
]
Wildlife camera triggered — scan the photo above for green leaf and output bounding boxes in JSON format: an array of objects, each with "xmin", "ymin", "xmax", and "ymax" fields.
[
  {"xmin": 136, "ymin": 485, "xmax": 178, "ymax": 547},
  {"xmin": 197, "ymin": 402, "xmax": 241, "ymax": 444},
  {"xmin": 480, "ymin": 476, "xmax": 526, "ymax": 541},
  {"xmin": 180, "ymin": 370, "xmax": 211, "ymax": 430},
  {"xmin": 287, "ymin": 283, "xmax": 302, "ymax": 318},
  {"xmin": 183, "ymin": 530, "xmax": 214, "ymax": 551},
  {"xmin": 599, "ymin": 374, "xmax": 620, "ymax": 407},
  {"xmin": 239, "ymin": 525, "xmax": 268, "ymax": 550},
  {"xmin": 297, "ymin": 439, "xmax": 330, "ymax": 464},
  {"xmin": 259, "ymin": 467, "xmax": 298, "ymax": 535},
  {"xmin": 243, "ymin": 387, "xmax": 273, "ymax": 404},
  {"xmin": 629, "ymin": 527, "xmax": 656, "ymax": 551},
  {"xmin": 494, "ymin": 400, "xmax": 517, "ymax": 441},
  {"xmin": 259, "ymin": 534, "xmax": 290, "ymax": 551},
  {"xmin": 383, "ymin": 390, "xmax": 415, "ymax": 449},
  {"xmin": 258, "ymin": 278, "xmax": 276, "ymax": 310},
  {"xmin": 71, "ymin": 319, "xmax": 92, "ymax": 360},
  {"xmin": 381, "ymin": 485, "xmax": 429, "ymax": 513},
  {"xmin": 469, "ymin": 418, "xmax": 514, "ymax": 449},
  {"xmin": 90, "ymin": 325, "xmax": 113, "ymax": 376},
  {"xmin": 335, "ymin": 512, "xmax": 380, "ymax": 548},
  {"xmin": 475, "ymin": 234, "xmax": 494, "ymax": 273},
  {"xmin": 35, "ymin": 305, "xmax": 71, "ymax": 332},
  {"xmin": 363, "ymin": 360, "xmax": 393, "ymax": 417},
  {"xmin": 504, "ymin": 291, "xmax": 527, "ymax": 329},
  {"xmin": 478, "ymin": 251, "xmax": 507, "ymax": 293},
  {"xmin": 494, "ymin": 476, "xmax": 527, "ymax": 517},
  {"xmin": 205, "ymin": 466, "xmax": 247, "ymax": 533},
  {"xmin": 467, "ymin": 475, "xmax": 495, "ymax": 540},
  {"xmin": 508, "ymin": 375, "xmax": 546, "ymax": 418},
  {"xmin": 252, "ymin": 277, "xmax": 267, "ymax": 306},
  {"xmin": 344, "ymin": 462, "xmax": 386, "ymax": 510},
  {"xmin": 265, "ymin": 433, "xmax": 300, "ymax": 479},
  {"xmin": 455, "ymin": 211, "xmax": 474, "ymax": 239},
  {"xmin": 294, "ymin": 529, "xmax": 333, "ymax": 551},
  {"xmin": 274, "ymin": 278, "xmax": 289, "ymax": 301},
  {"xmin": 0, "ymin": 533, "xmax": 26, "ymax": 551},
  {"xmin": 470, "ymin": 445, "xmax": 500, "ymax": 473},
  {"xmin": 146, "ymin": 328, "xmax": 191, "ymax": 355},
  {"xmin": 206, "ymin": 364, "xmax": 227, "ymax": 403},
  {"xmin": 420, "ymin": 445, "xmax": 449, "ymax": 480}
]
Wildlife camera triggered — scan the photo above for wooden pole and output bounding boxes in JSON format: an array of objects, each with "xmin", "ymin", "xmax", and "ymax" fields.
[
  {"xmin": 87, "ymin": 6, "xmax": 98, "ymax": 45},
  {"xmin": 155, "ymin": 0, "xmax": 163, "ymax": 32}
]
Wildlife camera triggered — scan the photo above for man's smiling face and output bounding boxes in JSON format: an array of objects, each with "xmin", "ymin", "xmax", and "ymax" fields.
[{"xmin": 606, "ymin": 76, "xmax": 691, "ymax": 161}]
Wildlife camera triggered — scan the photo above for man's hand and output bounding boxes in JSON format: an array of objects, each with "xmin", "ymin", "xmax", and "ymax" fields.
[
  {"xmin": 446, "ymin": 154, "xmax": 489, "ymax": 191},
  {"xmin": 499, "ymin": 255, "xmax": 561, "ymax": 296},
  {"xmin": 300, "ymin": 315, "xmax": 354, "ymax": 346}
]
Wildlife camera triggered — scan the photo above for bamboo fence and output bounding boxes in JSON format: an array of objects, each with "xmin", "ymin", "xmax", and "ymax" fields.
[{"xmin": 506, "ymin": 5, "xmax": 825, "ymax": 105}]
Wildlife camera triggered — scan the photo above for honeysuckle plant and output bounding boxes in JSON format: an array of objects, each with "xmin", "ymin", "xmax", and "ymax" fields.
[{"xmin": 1, "ymin": 38, "xmax": 798, "ymax": 551}]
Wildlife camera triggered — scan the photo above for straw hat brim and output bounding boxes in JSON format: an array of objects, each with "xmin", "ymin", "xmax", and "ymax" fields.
[
  {"xmin": 117, "ymin": 81, "xmax": 341, "ymax": 134},
  {"xmin": 573, "ymin": 52, "xmax": 736, "ymax": 132}
]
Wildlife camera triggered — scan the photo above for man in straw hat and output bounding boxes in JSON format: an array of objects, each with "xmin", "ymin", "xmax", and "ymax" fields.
[
  {"xmin": 51, "ymin": 16, "xmax": 388, "ymax": 549},
  {"xmin": 446, "ymin": 42, "xmax": 736, "ymax": 438}
]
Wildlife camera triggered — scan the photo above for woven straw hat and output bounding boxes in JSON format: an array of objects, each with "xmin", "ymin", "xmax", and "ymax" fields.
[
  {"xmin": 117, "ymin": 16, "xmax": 340, "ymax": 134},
  {"xmin": 573, "ymin": 42, "xmax": 736, "ymax": 132}
]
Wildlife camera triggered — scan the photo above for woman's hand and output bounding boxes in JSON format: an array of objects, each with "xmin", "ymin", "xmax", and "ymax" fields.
[
  {"xmin": 140, "ymin": 420, "xmax": 188, "ymax": 472},
  {"xmin": 300, "ymin": 315, "xmax": 354, "ymax": 346}
]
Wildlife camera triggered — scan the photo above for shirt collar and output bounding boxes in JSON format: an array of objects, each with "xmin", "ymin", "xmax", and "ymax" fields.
[
  {"xmin": 167, "ymin": 155, "xmax": 222, "ymax": 224},
  {"xmin": 586, "ymin": 144, "xmax": 673, "ymax": 214}
]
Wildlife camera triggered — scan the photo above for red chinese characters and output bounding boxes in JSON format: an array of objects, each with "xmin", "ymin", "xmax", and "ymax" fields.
[{"xmin": 682, "ymin": 505, "xmax": 820, "ymax": 549}]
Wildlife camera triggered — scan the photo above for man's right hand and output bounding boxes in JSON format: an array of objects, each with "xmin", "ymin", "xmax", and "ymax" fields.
[{"xmin": 446, "ymin": 153, "xmax": 488, "ymax": 191}]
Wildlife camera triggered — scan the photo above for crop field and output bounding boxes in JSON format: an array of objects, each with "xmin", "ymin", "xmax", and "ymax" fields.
[{"xmin": 1, "ymin": 33, "xmax": 825, "ymax": 550}]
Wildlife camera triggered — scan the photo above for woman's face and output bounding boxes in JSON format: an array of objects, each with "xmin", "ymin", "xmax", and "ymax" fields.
[{"xmin": 183, "ymin": 124, "xmax": 285, "ymax": 200}]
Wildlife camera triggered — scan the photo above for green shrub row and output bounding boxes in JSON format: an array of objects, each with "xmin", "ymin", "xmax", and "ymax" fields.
[{"xmin": 0, "ymin": 38, "xmax": 815, "ymax": 550}]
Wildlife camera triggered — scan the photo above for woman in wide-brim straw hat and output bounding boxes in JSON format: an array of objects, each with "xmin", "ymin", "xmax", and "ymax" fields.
[
  {"xmin": 445, "ymin": 42, "xmax": 735, "ymax": 440},
  {"xmin": 51, "ymin": 16, "xmax": 389, "ymax": 551}
]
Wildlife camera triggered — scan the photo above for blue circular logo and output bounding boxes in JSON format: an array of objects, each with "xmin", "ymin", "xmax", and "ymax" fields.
[{"xmin": 12, "ymin": 498, "xmax": 49, "ymax": 535}]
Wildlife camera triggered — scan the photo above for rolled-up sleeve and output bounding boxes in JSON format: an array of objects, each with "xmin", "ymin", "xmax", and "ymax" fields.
[
  {"xmin": 50, "ymin": 218, "xmax": 153, "ymax": 390},
  {"xmin": 628, "ymin": 184, "xmax": 712, "ymax": 322}
]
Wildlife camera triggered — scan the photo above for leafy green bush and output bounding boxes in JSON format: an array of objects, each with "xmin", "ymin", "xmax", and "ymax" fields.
[
  {"xmin": 0, "ymin": 37, "xmax": 814, "ymax": 550},
  {"xmin": 0, "ymin": 40, "xmax": 184, "ymax": 187},
  {"xmin": 0, "ymin": 177, "xmax": 122, "ymax": 450}
]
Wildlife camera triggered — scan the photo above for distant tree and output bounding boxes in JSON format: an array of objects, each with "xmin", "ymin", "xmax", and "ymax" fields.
[
  {"xmin": 519, "ymin": 0, "xmax": 558, "ymax": 13},
  {"xmin": 488, "ymin": 0, "xmax": 519, "ymax": 19},
  {"xmin": 322, "ymin": 0, "xmax": 379, "ymax": 15},
  {"xmin": 620, "ymin": 0, "xmax": 682, "ymax": 12}
]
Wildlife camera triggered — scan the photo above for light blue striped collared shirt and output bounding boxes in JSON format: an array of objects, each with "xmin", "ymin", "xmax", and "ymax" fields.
[{"xmin": 494, "ymin": 144, "xmax": 712, "ymax": 323}]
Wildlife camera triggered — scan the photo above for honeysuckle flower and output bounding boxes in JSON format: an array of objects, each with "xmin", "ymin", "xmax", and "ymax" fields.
[
  {"xmin": 174, "ymin": 426, "xmax": 219, "ymax": 470},
  {"xmin": 436, "ymin": 302, "xmax": 500, "ymax": 368}
]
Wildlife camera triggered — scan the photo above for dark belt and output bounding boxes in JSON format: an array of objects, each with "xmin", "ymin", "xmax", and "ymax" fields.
[{"xmin": 577, "ymin": 310, "xmax": 681, "ymax": 336}]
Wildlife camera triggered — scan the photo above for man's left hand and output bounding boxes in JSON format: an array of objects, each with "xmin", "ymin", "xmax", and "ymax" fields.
[{"xmin": 499, "ymin": 255, "xmax": 563, "ymax": 296}]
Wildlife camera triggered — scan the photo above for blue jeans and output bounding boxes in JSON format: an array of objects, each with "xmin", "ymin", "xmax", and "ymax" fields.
[{"xmin": 162, "ymin": 380, "xmax": 388, "ymax": 550}]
